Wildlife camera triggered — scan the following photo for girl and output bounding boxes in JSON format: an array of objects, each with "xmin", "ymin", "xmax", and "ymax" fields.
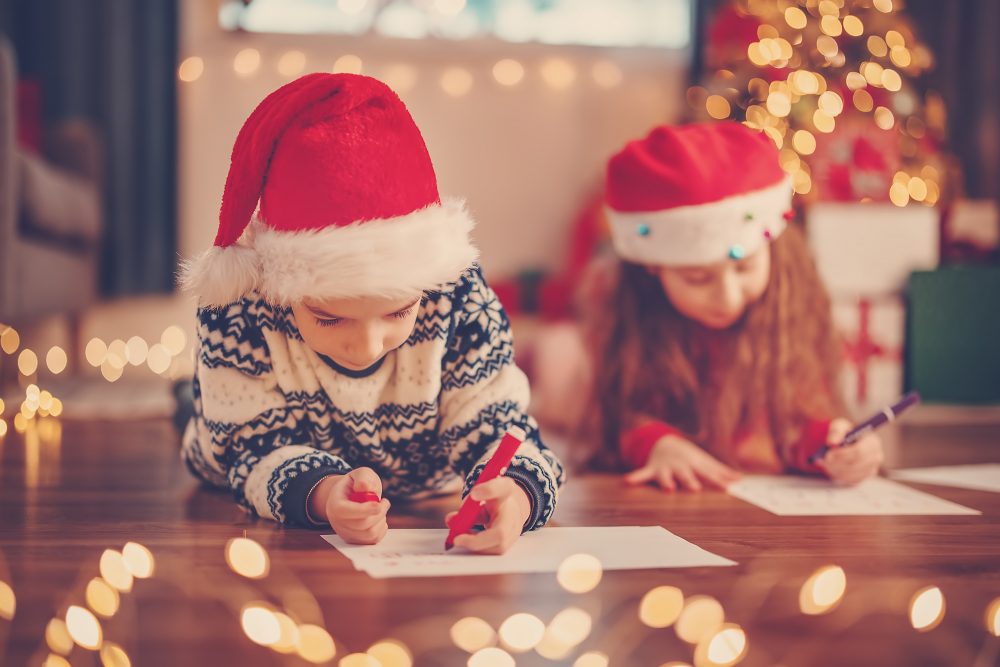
[
  {"xmin": 586, "ymin": 121, "xmax": 883, "ymax": 491},
  {"xmin": 180, "ymin": 73, "xmax": 563, "ymax": 553}
]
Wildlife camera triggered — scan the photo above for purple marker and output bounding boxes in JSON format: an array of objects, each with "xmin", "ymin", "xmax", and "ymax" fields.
[{"xmin": 809, "ymin": 391, "xmax": 921, "ymax": 464}]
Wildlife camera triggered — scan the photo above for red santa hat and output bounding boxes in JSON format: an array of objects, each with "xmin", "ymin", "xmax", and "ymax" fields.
[
  {"xmin": 181, "ymin": 73, "xmax": 478, "ymax": 307},
  {"xmin": 605, "ymin": 121, "xmax": 792, "ymax": 266}
]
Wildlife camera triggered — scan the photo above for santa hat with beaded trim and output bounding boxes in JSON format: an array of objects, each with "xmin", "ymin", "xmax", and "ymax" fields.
[
  {"xmin": 605, "ymin": 121, "xmax": 793, "ymax": 266},
  {"xmin": 180, "ymin": 72, "xmax": 478, "ymax": 307}
]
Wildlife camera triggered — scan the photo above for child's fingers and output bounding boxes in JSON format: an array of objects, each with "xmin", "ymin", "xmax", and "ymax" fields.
[
  {"xmin": 335, "ymin": 497, "xmax": 388, "ymax": 520},
  {"xmin": 675, "ymin": 466, "xmax": 702, "ymax": 492},
  {"xmin": 469, "ymin": 477, "xmax": 516, "ymax": 502},
  {"xmin": 654, "ymin": 469, "xmax": 677, "ymax": 492},
  {"xmin": 625, "ymin": 467, "xmax": 656, "ymax": 486},
  {"xmin": 453, "ymin": 526, "xmax": 503, "ymax": 552},
  {"xmin": 444, "ymin": 511, "xmax": 458, "ymax": 527},
  {"xmin": 826, "ymin": 418, "xmax": 853, "ymax": 446},
  {"xmin": 345, "ymin": 510, "xmax": 390, "ymax": 532},
  {"xmin": 348, "ymin": 467, "xmax": 384, "ymax": 497}
]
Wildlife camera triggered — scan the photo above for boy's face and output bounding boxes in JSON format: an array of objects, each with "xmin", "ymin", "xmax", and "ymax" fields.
[
  {"xmin": 291, "ymin": 294, "xmax": 422, "ymax": 371},
  {"xmin": 654, "ymin": 244, "xmax": 771, "ymax": 330}
]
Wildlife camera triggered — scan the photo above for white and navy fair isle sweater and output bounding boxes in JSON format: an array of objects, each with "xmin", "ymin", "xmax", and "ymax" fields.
[{"xmin": 181, "ymin": 267, "xmax": 565, "ymax": 529}]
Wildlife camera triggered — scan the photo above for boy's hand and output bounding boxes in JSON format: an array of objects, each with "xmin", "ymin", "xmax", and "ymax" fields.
[
  {"xmin": 311, "ymin": 468, "xmax": 390, "ymax": 544},
  {"xmin": 445, "ymin": 477, "xmax": 531, "ymax": 555},
  {"xmin": 624, "ymin": 435, "xmax": 741, "ymax": 492},
  {"xmin": 818, "ymin": 418, "xmax": 884, "ymax": 486}
]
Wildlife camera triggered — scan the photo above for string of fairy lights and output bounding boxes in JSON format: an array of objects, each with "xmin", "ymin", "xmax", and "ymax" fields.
[
  {"xmin": 177, "ymin": 48, "xmax": 626, "ymax": 96},
  {"xmin": 689, "ymin": 0, "xmax": 948, "ymax": 208},
  {"xmin": 0, "ymin": 323, "xmax": 190, "ymax": 438}
]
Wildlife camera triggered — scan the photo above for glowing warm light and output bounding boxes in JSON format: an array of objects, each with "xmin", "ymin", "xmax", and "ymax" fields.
[
  {"xmin": 39, "ymin": 391, "xmax": 53, "ymax": 412},
  {"xmin": 367, "ymin": 639, "xmax": 412, "ymax": 667},
  {"xmin": 0, "ymin": 327, "xmax": 20, "ymax": 354},
  {"xmin": 43, "ymin": 655, "xmax": 71, "ymax": 667},
  {"xmin": 820, "ymin": 15, "xmax": 842, "ymax": 37},
  {"xmin": 107, "ymin": 340, "xmax": 128, "ymax": 369},
  {"xmin": 676, "ymin": 596, "xmax": 725, "ymax": 644},
  {"xmin": 874, "ymin": 0, "xmax": 893, "ymax": 13},
  {"xmin": 874, "ymin": 106, "xmax": 895, "ymax": 130},
  {"xmin": 382, "ymin": 64, "xmax": 418, "ymax": 92},
  {"xmin": 698, "ymin": 624, "xmax": 748, "ymax": 666},
  {"xmin": 50, "ymin": 398, "xmax": 64, "ymax": 418},
  {"xmin": 125, "ymin": 337, "xmax": 148, "ymax": 366},
  {"xmin": 762, "ymin": 126, "xmax": 783, "ymax": 148},
  {"xmin": 99, "ymin": 550, "xmax": 134, "ymax": 592},
  {"xmin": 492, "ymin": 59, "xmax": 524, "ymax": 87},
  {"xmin": 986, "ymin": 597, "xmax": 1000, "ymax": 636},
  {"xmin": 233, "ymin": 48, "xmax": 261, "ymax": 77},
  {"xmin": 846, "ymin": 72, "xmax": 867, "ymax": 90},
  {"xmin": 784, "ymin": 7, "xmax": 807, "ymax": 29},
  {"xmin": 100, "ymin": 641, "xmax": 131, "ymax": 667},
  {"xmin": 468, "ymin": 647, "xmax": 515, "ymax": 667},
  {"xmin": 792, "ymin": 130, "xmax": 817, "ymax": 155},
  {"xmin": 818, "ymin": 91, "xmax": 843, "ymax": 116},
  {"xmin": 639, "ymin": 585, "xmax": 685, "ymax": 628},
  {"xmin": 499, "ymin": 613, "xmax": 545, "ymax": 652},
  {"xmin": 800, "ymin": 565, "xmax": 847, "ymax": 615},
  {"xmin": 86, "ymin": 338, "xmax": 108, "ymax": 367},
  {"xmin": 910, "ymin": 586, "xmax": 945, "ymax": 631},
  {"xmin": 46, "ymin": 346, "xmax": 68, "ymax": 374},
  {"xmin": 890, "ymin": 46, "xmax": 912, "ymax": 68},
  {"xmin": 557, "ymin": 554, "xmax": 603, "ymax": 593},
  {"xmin": 66, "ymin": 605, "xmax": 103, "ymax": 650},
  {"xmin": 842, "ymin": 15, "xmax": 863, "ymax": 36},
  {"xmin": 441, "ymin": 67, "xmax": 474, "ymax": 97},
  {"xmin": 534, "ymin": 630, "xmax": 574, "ymax": 661},
  {"xmin": 296, "ymin": 624, "xmax": 337, "ymax": 663},
  {"xmin": 241, "ymin": 604, "xmax": 281, "ymax": 646},
  {"xmin": 178, "ymin": 57, "xmax": 204, "ymax": 82},
  {"xmin": 18, "ymin": 349, "xmax": 38, "ymax": 376},
  {"xmin": 13, "ymin": 413, "xmax": 28, "ymax": 433},
  {"xmin": 573, "ymin": 652, "xmax": 609, "ymax": 667},
  {"xmin": 86, "ymin": 578, "xmax": 121, "ymax": 617},
  {"xmin": 0, "ymin": 420, "xmax": 7, "ymax": 437},
  {"xmin": 339, "ymin": 653, "xmax": 379, "ymax": 667},
  {"xmin": 766, "ymin": 92, "xmax": 791, "ymax": 118},
  {"xmin": 268, "ymin": 612, "xmax": 299, "ymax": 654},
  {"xmin": 278, "ymin": 50, "xmax": 307, "ymax": 77},
  {"xmin": 908, "ymin": 177, "xmax": 928, "ymax": 202},
  {"xmin": 863, "ymin": 62, "xmax": 885, "ymax": 87},
  {"xmin": 547, "ymin": 607, "xmax": 592, "ymax": 647},
  {"xmin": 816, "ymin": 36, "xmax": 838, "ymax": 59},
  {"xmin": 706, "ymin": 96, "xmax": 731, "ymax": 120},
  {"xmin": 882, "ymin": 69, "xmax": 902, "ymax": 91},
  {"xmin": 46, "ymin": 618, "xmax": 74, "ymax": 654},
  {"xmin": 867, "ymin": 36, "xmax": 888, "ymax": 58},
  {"xmin": 147, "ymin": 344, "xmax": 172, "ymax": 375},
  {"xmin": 540, "ymin": 58, "xmax": 576, "ymax": 90},
  {"xmin": 853, "ymin": 89, "xmax": 874, "ymax": 113},
  {"xmin": 333, "ymin": 54, "xmax": 364, "ymax": 74},
  {"xmin": 451, "ymin": 616, "xmax": 496, "ymax": 653},
  {"xmin": 122, "ymin": 542, "xmax": 155, "ymax": 578},
  {"xmin": 226, "ymin": 537, "xmax": 270, "ymax": 578},
  {"xmin": 158, "ymin": 326, "xmax": 186, "ymax": 356},
  {"xmin": 592, "ymin": 60, "xmax": 623, "ymax": 88},
  {"xmin": 890, "ymin": 182, "xmax": 911, "ymax": 207},
  {"xmin": 101, "ymin": 361, "xmax": 124, "ymax": 383},
  {"xmin": 0, "ymin": 580, "xmax": 14, "ymax": 619},
  {"xmin": 747, "ymin": 43, "xmax": 768, "ymax": 67}
]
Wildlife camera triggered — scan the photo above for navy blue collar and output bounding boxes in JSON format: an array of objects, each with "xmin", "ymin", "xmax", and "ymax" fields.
[{"xmin": 318, "ymin": 353, "xmax": 386, "ymax": 378}]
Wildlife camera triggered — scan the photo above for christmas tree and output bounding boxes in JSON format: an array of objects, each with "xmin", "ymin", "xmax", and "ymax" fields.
[{"xmin": 691, "ymin": 0, "xmax": 951, "ymax": 207}]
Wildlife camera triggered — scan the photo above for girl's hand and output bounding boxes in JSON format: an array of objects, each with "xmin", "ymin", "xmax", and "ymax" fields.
[
  {"xmin": 312, "ymin": 467, "xmax": 390, "ymax": 544},
  {"xmin": 624, "ymin": 435, "xmax": 741, "ymax": 492},
  {"xmin": 445, "ymin": 477, "xmax": 531, "ymax": 555},
  {"xmin": 818, "ymin": 418, "xmax": 884, "ymax": 485}
]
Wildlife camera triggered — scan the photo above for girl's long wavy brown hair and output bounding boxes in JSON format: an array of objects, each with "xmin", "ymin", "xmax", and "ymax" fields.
[{"xmin": 583, "ymin": 223, "xmax": 845, "ymax": 470}]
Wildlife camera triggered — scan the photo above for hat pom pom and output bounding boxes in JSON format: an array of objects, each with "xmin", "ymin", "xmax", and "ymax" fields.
[{"xmin": 179, "ymin": 243, "xmax": 260, "ymax": 307}]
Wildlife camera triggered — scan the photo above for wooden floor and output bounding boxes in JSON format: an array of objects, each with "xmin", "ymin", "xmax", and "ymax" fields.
[{"xmin": 1, "ymin": 418, "xmax": 999, "ymax": 666}]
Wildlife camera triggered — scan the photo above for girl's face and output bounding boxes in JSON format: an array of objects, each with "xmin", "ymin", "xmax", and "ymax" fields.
[
  {"xmin": 654, "ymin": 244, "xmax": 771, "ymax": 330},
  {"xmin": 291, "ymin": 294, "xmax": 422, "ymax": 371}
]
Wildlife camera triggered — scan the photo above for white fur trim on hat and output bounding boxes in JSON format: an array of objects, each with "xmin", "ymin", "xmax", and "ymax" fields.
[
  {"xmin": 607, "ymin": 176, "xmax": 793, "ymax": 266},
  {"xmin": 181, "ymin": 198, "xmax": 479, "ymax": 307}
]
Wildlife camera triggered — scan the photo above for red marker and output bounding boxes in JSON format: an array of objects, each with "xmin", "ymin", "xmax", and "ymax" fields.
[
  {"xmin": 444, "ymin": 425, "xmax": 526, "ymax": 551},
  {"xmin": 348, "ymin": 491, "xmax": 381, "ymax": 503}
]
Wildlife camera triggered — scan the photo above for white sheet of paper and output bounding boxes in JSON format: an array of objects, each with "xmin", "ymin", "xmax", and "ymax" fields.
[
  {"xmin": 890, "ymin": 464, "xmax": 1000, "ymax": 493},
  {"xmin": 322, "ymin": 527, "xmax": 736, "ymax": 578},
  {"xmin": 727, "ymin": 475, "xmax": 981, "ymax": 516}
]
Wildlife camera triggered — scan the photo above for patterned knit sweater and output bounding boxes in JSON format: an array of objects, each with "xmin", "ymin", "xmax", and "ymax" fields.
[{"xmin": 181, "ymin": 267, "xmax": 565, "ymax": 529}]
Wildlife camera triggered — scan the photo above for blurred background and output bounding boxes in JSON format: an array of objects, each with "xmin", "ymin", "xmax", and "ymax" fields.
[{"xmin": 0, "ymin": 0, "xmax": 998, "ymax": 434}]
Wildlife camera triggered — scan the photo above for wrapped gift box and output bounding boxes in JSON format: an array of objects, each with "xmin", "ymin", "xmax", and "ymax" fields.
[{"xmin": 833, "ymin": 296, "xmax": 904, "ymax": 418}]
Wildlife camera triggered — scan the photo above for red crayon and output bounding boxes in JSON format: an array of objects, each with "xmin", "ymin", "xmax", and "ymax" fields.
[
  {"xmin": 444, "ymin": 425, "xmax": 526, "ymax": 551},
  {"xmin": 349, "ymin": 491, "xmax": 381, "ymax": 503}
]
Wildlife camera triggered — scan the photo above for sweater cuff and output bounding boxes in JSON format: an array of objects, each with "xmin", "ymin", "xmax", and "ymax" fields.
[
  {"xmin": 463, "ymin": 455, "xmax": 557, "ymax": 532},
  {"xmin": 620, "ymin": 421, "xmax": 684, "ymax": 470},
  {"xmin": 787, "ymin": 419, "xmax": 832, "ymax": 476},
  {"xmin": 282, "ymin": 463, "xmax": 352, "ymax": 527}
]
